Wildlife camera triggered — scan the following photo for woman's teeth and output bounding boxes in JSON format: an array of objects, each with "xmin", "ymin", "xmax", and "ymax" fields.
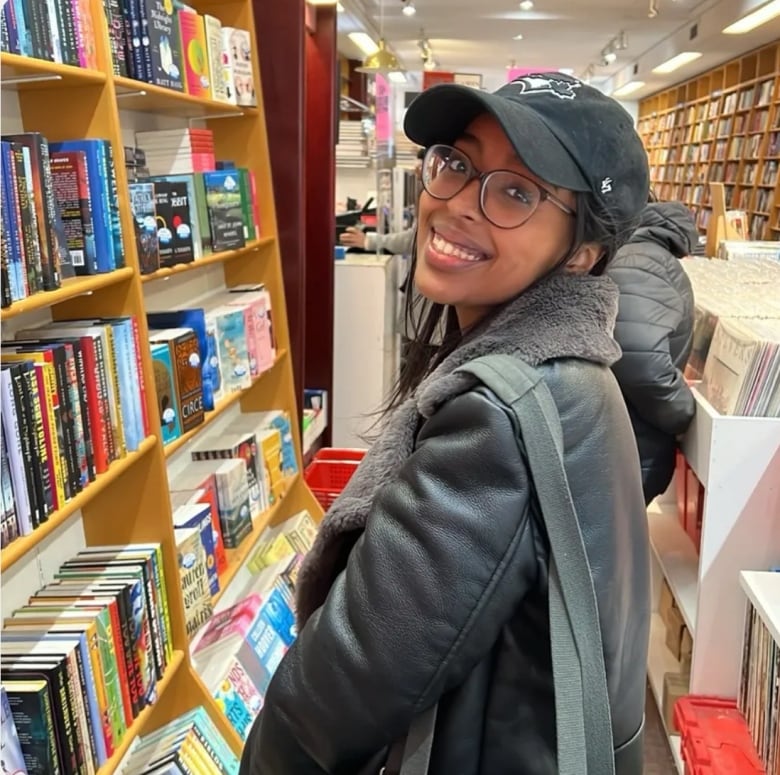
[{"xmin": 432, "ymin": 232, "xmax": 485, "ymax": 261}]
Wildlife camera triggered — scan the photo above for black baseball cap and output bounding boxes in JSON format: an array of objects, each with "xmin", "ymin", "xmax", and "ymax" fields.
[{"xmin": 404, "ymin": 72, "xmax": 649, "ymax": 226}]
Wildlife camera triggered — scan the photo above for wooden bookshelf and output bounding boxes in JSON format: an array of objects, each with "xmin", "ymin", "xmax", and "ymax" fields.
[
  {"xmin": 0, "ymin": 0, "xmax": 324, "ymax": 766},
  {"xmin": 638, "ymin": 42, "xmax": 780, "ymax": 242}
]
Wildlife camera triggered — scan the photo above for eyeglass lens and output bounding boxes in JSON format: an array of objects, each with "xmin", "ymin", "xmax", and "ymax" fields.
[{"xmin": 423, "ymin": 144, "xmax": 544, "ymax": 229}]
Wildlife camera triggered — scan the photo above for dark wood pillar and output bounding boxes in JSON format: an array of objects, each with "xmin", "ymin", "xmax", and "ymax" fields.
[
  {"xmin": 252, "ymin": 0, "xmax": 307, "ymax": 403},
  {"xmin": 304, "ymin": 6, "xmax": 336, "ymax": 441}
]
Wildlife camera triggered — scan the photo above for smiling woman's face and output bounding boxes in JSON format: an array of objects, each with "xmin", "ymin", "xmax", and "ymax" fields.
[{"xmin": 415, "ymin": 112, "xmax": 598, "ymax": 329}]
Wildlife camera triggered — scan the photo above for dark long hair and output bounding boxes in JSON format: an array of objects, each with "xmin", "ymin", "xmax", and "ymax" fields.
[{"xmin": 385, "ymin": 189, "xmax": 638, "ymax": 413}]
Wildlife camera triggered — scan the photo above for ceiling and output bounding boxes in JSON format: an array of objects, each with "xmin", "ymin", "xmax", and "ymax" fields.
[{"xmin": 336, "ymin": 0, "xmax": 780, "ymax": 98}]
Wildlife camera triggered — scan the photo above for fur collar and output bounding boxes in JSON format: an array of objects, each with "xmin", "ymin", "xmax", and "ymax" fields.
[{"xmin": 296, "ymin": 273, "xmax": 621, "ymax": 625}]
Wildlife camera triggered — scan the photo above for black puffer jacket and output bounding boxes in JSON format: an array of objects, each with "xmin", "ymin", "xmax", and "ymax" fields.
[{"xmin": 608, "ymin": 202, "xmax": 697, "ymax": 504}]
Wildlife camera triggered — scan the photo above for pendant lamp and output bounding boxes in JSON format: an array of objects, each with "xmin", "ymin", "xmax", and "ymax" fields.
[{"xmin": 355, "ymin": 38, "xmax": 400, "ymax": 73}]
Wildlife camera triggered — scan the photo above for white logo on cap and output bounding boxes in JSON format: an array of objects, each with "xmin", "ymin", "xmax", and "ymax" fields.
[
  {"xmin": 601, "ymin": 177, "xmax": 613, "ymax": 194},
  {"xmin": 511, "ymin": 75, "xmax": 581, "ymax": 100}
]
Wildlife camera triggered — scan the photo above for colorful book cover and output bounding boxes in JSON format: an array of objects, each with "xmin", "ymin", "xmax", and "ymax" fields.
[
  {"xmin": 0, "ymin": 686, "xmax": 29, "ymax": 774},
  {"xmin": 174, "ymin": 525, "xmax": 213, "ymax": 638},
  {"xmin": 213, "ymin": 659, "xmax": 263, "ymax": 741},
  {"xmin": 221, "ymin": 27, "xmax": 256, "ymax": 107},
  {"xmin": 149, "ymin": 328, "xmax": 204, "ymax": 434},
  {"xmin": 203, "ymin": 170, "xmax": 245, "ymax": 252},
  {"xmin": 141, "ymin": 0, "xmax": 184, "ymax": 90},
  {"xmin": 172, "ymin": 501, "xmax": 219, "ymax": 597},
  {"xmin": 147, "ymin": 308, "xmax": 222, "ymax": 412},
  {"xmin": 150, "ymin": 340, "xmax": 182, "ymax": 445},
  {"xmin": 213, "ymin": 458, "xmax": 251, "ymax": 548},
  {"xmin": 212, "ymin": 306, "xmax": 251, "ymax": 393},
  {"xmin": 129, "ymin": 182, "xmax": 160, "ymax": 275},
  {"xmin": 153, "ymin": 179, "xmax": 195, "ymax": 268},
  {"xmin": 202, "ymin": 14, "xmax": 227, "ymax": 103},
  {"xmin": 178, "ymin": 7, "xmax": 210, "ymax": 98}
]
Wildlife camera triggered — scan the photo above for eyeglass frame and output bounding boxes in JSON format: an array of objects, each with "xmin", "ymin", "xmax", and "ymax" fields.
[{"xmin": 421, "ymin": 143, "xmax": 577, "ymax": 229}]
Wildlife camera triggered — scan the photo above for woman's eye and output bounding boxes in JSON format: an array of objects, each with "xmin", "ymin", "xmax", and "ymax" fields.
[
  {"xmin": 506, "ymin": 187, "xmax": 533, "ymax": 205},
  {"xmin": 447, "ymin": 159, "xmax": 468, "ymax": 174}
]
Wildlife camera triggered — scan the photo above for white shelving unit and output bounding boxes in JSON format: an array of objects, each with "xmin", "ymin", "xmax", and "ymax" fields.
[{"xmin": 646, "ymin": 387, "xmax": 780, "ymax": 772}]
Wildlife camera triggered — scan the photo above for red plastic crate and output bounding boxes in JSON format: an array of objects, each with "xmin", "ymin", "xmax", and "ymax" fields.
[
  {"xmin": 304, "ymin": 448, "xmax": 366, "ymax": 509},
  {"xmin": 674, "ymin": 696, "xmax": 765, "ymax": 775}
]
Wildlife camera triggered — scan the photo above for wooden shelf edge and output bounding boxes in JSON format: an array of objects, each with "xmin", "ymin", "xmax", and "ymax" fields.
[
  {"xmin": 0, "ymin": 268, "xmax": 135, "ymax": 321},
  {"xmin": 96, "ymin": 650, "xmax": 186, "ymax": 774},
  {"xmin": 209, "ymin": 473, "xmax": 300, "ymax": 611},
  {"xmin": 141, "ymin": 238, "xmax": 274, "ymax": 283},
  {"xmin": 0, "ymin": 52, "xmax": 106, "ymax": 85},
  {"xmin": 163, "ymin": 349, "xmax": 288, "ymax": 458},
  {"xmin": 113, "ymin": 75, "xmax": 258, "ymax": 116},
  {"xmin": 0, "ymin": 436, "xmax": 157, "ymax": 572}
]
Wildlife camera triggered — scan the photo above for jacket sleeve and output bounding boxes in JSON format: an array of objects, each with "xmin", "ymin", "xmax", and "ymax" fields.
[
  {"xmin": 366, "ymin": 227, "xmax": 416, "ymax": 255},
  {"xmin": 609, "ymin": 258, "xmax": 695, "ymax": 436},
  {"xmin": 240, "ymin": 390, "xmax": 539, "ymax": 774}
]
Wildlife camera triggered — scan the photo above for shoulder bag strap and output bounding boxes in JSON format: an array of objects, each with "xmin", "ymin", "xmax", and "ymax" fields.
[
  {"xmin": 387, "ymin": 354, "xmax": 615, "ymax": 775},
  {"xmin": 456, "ymin": 354, "xmax": 615, "ymax": 775}
]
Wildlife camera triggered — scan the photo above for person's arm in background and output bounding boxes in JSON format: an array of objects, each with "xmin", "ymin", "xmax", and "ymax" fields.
[
  {"xmin": 609, "ymin": 254, "xmax": 695, "ymax": 437},
  {"xmin": 340, "ymin": 227, "xmax": 416, "ymax": 256}
]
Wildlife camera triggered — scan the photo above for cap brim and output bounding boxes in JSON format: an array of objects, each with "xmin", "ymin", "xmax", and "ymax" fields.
[{"xmin": 404, "ymin": 84, "xmax": 589, "ymax": 192}]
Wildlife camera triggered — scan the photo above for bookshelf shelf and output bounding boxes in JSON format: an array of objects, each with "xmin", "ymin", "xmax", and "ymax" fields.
[
  {"xmin": 0, "ymin": 436, "xmax": 157, "ymax": 573},
  {"xmin": 648, "ymin": 501, "xmax": 699, "ymax": 635},
  {"xmin": 140, "ymin": 238, "xmax": 272, "ymax": 284},
  {"xmin": 740, "ymin": 571, "xmax": 780, "ymax": 647},
  {"xmin": 163, "ymin": 348, "xmax": 288, "ymax": 458},
  {"xmin": 0, "ymin": 52, "xmax": 106, "ymax": 88},
  {"xmin": 96, "ymin": 650, "xmax": 186, "ymax": 775},
  {"xmin": 209, "ymin": 473, "xmax": 300, "ymax": 612},
  {"xmin": 113, "ymin": 76, "xmax": 257, "ymax": 119},
  {"xmin": 0, "ymin": 267, "xmax": 135, "ymax": 321}
]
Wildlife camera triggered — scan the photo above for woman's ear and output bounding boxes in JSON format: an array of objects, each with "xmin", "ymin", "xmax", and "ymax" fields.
[{"xmin": 563, "ymin": 242, "xmax": 604, "ymax": 275}]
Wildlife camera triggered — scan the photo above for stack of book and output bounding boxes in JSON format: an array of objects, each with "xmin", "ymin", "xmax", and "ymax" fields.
[
  {"xmin": 1, "ymin": 317, "xmax": 150, "ymax": 548},
  {"xmin": 1, "ymin": 543, "xmax": 173, "ymax": 772},
  {"xmin": 0, "ymin": 0, "xmax": 98, "ymax": 69},
  {"xmin": 116, "ymin": 707, "xmax": 240, "ymax": 773},
  {"xmin": 135, "ymin": 129, "xmax": 216, "ymax": 177},
  {"xmin": 191, "ymin": 510, "xmax": 317, "ymax": 740},
  {"xmin": 336, "ymin": 121, "xmax": 369, "ymax": 168}
]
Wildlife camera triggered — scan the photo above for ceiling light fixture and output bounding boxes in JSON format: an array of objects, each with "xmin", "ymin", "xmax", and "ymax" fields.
[
  {"xmin": 612, "ymin": 80, "xmax": 645, "ymax": 98},
  {"xmin": 652, "ymin": 51, "xmax": 702, "ymax": 74},
  {"xmin": 519, "ymin": 0, "xmax": 534, "ymax": 9},
  {"xmin": 723, "ymin": 0, "xmax": 780, "ymax": 33},
  {"xmin": 355, "ymin": 38, "xmax": 401, "ymax": 72},
  {"xmin": 513, "ymin": 32, "xmax": 524, "ymax": 39},
  {"xmin": 348, "ymin": 31, "xmax": 379, "ymax": 56},
  {"xmin": 402, "ymin": 0, "xmax": 416, "ymax": 16},
  {"xmin": 648, "ymin": 0, "xmax": 658, "ymax": 18},
  {"xmin": 389, "ymin": 70, "xmax": 408, "ymax": 83},
  {"xmin": 354, "ymin": 0, "xmax": 402, "ymax": 73}
]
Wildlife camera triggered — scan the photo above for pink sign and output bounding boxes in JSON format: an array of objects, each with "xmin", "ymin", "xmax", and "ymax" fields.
[
  {"xmin": 506, "ymin": 67, "xmax": 559, "ymax": 82},
  {"xmin": 375, "ymin": 73, "xmax": 390, "ymax": 143}
]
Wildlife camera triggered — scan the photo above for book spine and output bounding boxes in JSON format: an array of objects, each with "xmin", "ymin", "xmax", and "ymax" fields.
[
  {"xmin": 103, "ymin": 142, "xmax": 125, "ymax": 268},
  {"xmin": 68, "ymin": 343, "xmax": 95, "ymax": 482},
  {"xmin": 102, "ymin": 0, "xmax": 128, "ymax": 76},
  {"xmin": 1, "ymin": 369, "xmax": 33, "ymax": 531},
  {"xmin": 31, "ymin": 363, "xmax": 60, "ymax": 514},
  {"xmin": 18, "ymin": 367, "xmax": 47, "ymax": 524},
  {"xmin": 10, "ymin": 144, "xmax": 41, "ymax": 295}
]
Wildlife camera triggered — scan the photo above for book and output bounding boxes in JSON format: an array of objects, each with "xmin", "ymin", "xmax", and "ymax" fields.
[{"xmin": 148, "ymin": 328, "xmax": 204, "ymax": 435}]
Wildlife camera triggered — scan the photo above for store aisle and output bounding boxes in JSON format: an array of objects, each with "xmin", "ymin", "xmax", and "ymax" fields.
[{"xmin": 644, "ymin": 683, "xmax": 676, "ymax": 773}]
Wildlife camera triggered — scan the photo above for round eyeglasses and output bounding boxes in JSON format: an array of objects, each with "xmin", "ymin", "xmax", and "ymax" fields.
[{"xmin": 421, "ymin": 144, "xmax": 576, "ymax": 229}]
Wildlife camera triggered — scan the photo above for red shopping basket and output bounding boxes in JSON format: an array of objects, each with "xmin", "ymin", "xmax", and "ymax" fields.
[{"xmin": 305, "ymin": 448, "xmax": 366, "ymax": 509}]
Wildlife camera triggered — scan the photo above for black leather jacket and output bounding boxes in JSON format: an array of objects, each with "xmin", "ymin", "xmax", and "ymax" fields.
[
  {"xmin": 240, "ymin": 359, "xmax": 651, "ymax": 774},
  {"xmin": 608, "ymin": 202, "xmax": 697, "ymax": 504}
]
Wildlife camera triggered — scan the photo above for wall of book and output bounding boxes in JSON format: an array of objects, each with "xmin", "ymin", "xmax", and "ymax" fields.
[
  {"xmin": 637, "ymin": 42, "xmax": 780, "ymax": 241},
  {"xmin": 0, "ymin": 0, "xmax": 325, "ymax": 772}
]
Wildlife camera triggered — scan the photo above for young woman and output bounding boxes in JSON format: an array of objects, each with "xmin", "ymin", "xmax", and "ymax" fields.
[{"xmin": 241, "ymin": 73, "xmax": 652, "ymax": 775}]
